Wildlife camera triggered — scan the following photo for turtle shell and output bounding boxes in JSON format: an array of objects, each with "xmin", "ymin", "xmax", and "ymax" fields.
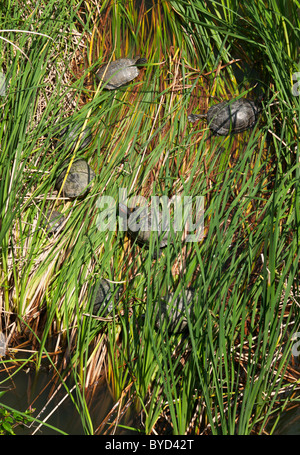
[
  {"xmin": 155, "ymin": 289, "xmax": 195, "ymax": 333},
  {"xmin": 92, "ymin": 279, "xmax": 121, "ymax": 316},
  {"xmin": 207, "ymin": 98, "xmax": 259, "ymax": 135},
  {"xmin": 55, "ymin": 159, "xmax": 95, "ymax": 199},
  {"xmin": 55, "ymin": 123, "xmax": 92, "ymax": 152},
  {"xmin": 119, "ymin": 203, "xmax": 170, "ymax": 250},
  {"xmin": 96, "ymin": 57, "xmax": 147, "ymax": 90},
  {"xmin": 44, "ymin": 209, "xmax": 65, "ymax": 235}
]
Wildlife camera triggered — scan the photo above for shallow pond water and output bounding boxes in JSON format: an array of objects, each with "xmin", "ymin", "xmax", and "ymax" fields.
[
  {"xmin": 1, "ymin": 341, "xmax": 300, "ymax": 435},
  {"xmin": 0, "ymin": 366, "xmax": 132, "ymax": 435},
  {"xmin": 2, "ymin": 364, "xmax": 300, "ymax": 434},
  {"xmin": 272, "ymin": 406, "xmax": 300, "ymax": 435}
]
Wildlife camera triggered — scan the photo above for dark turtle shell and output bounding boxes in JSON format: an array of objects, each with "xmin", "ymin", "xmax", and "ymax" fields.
[
  {"xmin": 44, "ymin": 209, "xmax": 65, "ymax": 235},
  {"xmin": 119, "ymin": 202, "xmax": 170, "ymax": 251},
  {"xmin": 55, "ymin": 159, "xmax": 95, "ymax": 199},
  {"xmin": 96, "ymin": 57, "xmax": 147, "ymax": 90},
  {"xmin": 207, "ymin": 98, "xmax": 259, "ymax": 135},
  {"xmin": 189, "ymin": 97, "xmax": 259, "ymax": 136},
  {"xmin": 92, "ymin": 279, "xmax": 122, "ymax": 316},
  {"xmin": 55, "ymin": 123, "xmax": 92, "ymax": 152},
  {"xmin": 154, "ymin": 289, "xmax": 195, "ymax": 333}
]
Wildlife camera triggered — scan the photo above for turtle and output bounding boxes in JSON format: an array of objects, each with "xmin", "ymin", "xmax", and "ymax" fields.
[
  {"xmin": 55, "ymin": 123, "xmax": 92, "ymax": 152},
  {"xmin": 44, "ymin": 209, "xmax": 65, "ymax": 235},
  {"xmin": 188, "ymin": 97, "xmax": 259, "ymax": 136},
  {"xmin": 55, "ymin": 159, "xmax": 95, "ymax": 199},
  {"xmin": 154, "ymin": 289, "xmax": 195, "ymax": 333},
  {"xmin": 96, "ymin": 57, "xmax": 147, "ymax": 90},
  {"xmin": 92, "ymin": 279, "xmax": 122, "ymax": 316},
  {"xmin": 118, "ymin": 202, "xmax": 171, "ymax": 254}
]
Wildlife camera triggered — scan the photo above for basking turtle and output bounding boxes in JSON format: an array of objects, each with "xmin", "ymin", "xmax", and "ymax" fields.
[
  {"xmin": 96, "ymin": 57, "xmax": 147, "ymax": 90},
  {"xmin": 118, "ymin": 202, "xmax": 171, "ymax": 254},
  {"xmin": 92, "ymin": 279, "xmax": 122, "ymax": 316},
  {"xmin": 55, "ymin": 159, "xmax": 95, "ymax": 199},
  {"xmin": 44, "ymin": 209, "xmax": 65, "ymax": 235},
  {"xmin": 55, "ymin": 123, "xmax": 92, "ymax": 152},
  {"xmin": 154, "ymin": 289, "xmax": 195, "ymax": 333},
  {"xmin": 188, "ymin": 97, "xmax": 259, "ymax": 135}
]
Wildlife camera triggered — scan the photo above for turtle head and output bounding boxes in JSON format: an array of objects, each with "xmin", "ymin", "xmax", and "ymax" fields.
[{"xmin": 135, "ymin": 57, "xmax": 148, "ymax": 66}]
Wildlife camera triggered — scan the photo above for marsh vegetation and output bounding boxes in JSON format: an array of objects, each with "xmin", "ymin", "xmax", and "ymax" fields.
[{"xmin": 1, "ymin": 0, "xmax": 300, "ymax": 435}]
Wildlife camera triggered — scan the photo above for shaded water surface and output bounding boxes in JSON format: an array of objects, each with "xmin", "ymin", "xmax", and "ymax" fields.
[
  {"xmin": 272, "ymin": 406, "xmax": 300, "ymax": 435},
  {"xmin": 2, "ymin": 365, "xmax": 300, "ymax": 434},
  {"xmin": 0, "ymin": 367, "xmax": 119, "ymax": 435}
]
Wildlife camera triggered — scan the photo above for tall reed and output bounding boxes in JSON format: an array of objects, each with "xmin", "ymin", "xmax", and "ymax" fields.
[{"xmin": 0, "ymin": 0, "xmax": 300, "ymax": 435}]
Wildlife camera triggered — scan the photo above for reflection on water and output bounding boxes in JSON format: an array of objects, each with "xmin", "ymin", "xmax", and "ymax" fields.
[
  {"xmin": 0, "ymin": 367, "xmax": 122, "ymax": 435},
  {"xmin": 2, "ymin": 364, "xmax": 300, "ymax": 434},
  {"xmin": 273, "ymin": 406, "xmax": 300, "ymax": 435}
]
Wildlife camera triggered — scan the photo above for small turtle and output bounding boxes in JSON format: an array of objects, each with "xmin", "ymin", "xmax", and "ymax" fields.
[
  {"xmin": 55, "ymin": 123, "xmax": 92, "ymax": 152},
  {"xmin": 55, "ymin": 159, "xmax": 95, "ymax": 199},
  {"xmin": 44, "ymin": 209, "xmax": 65, "ymax": 235},
  {"xmin": 188, "ymin": 97, "xmax": 259, "ymax": 136},
  {"xmin": 154, "ymin": 289, "xmax": 195, "ymax": 333},
  {"xmin": 96, "ymin": 57, "xmax": 147, "ymax": 90},
  {"xmin": 92, "ymin": 279, "xmax": 122, "ymax": 316},
  {"xmin": 118, "ymin": 202, "xmax": 171, "ymax": 254}
]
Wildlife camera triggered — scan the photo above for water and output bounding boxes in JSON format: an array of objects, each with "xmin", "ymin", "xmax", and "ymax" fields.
[
  {"xmin": 2, "ymin": 362, "xmax": 300, "ymax": 434},
  {"xmin": 272, "ymin": 406, "xmax": 300, "ymax": 435},
  {"xmin": 0, "ymin": 367, "xmax": 117, "ymax": 435}
]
